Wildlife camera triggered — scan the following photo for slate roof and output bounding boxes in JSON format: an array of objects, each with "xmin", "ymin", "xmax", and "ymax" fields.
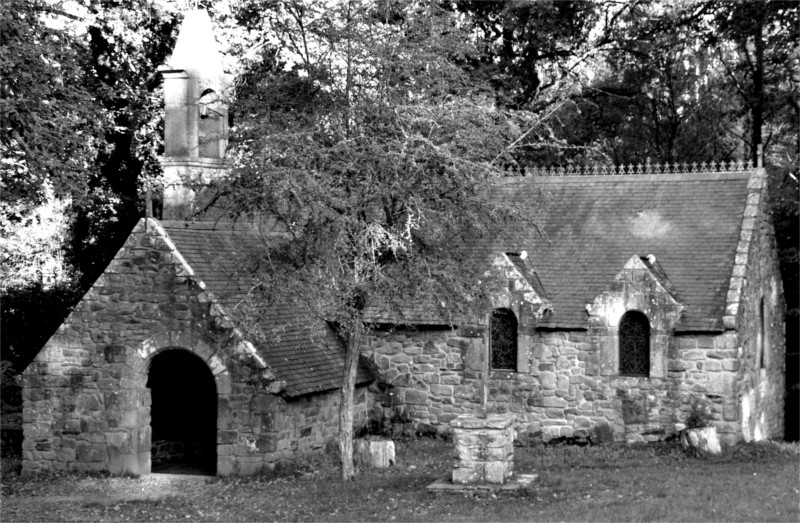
[
  {"xmin": 481, "ymin": 171, "xmax": 752, "ymax": 331},
  {"xmin": 160, "ymin": 221, "xmax": 372, "ymax": 397},
  {"xmin": 162, "ymin": 170, "xmax": 752, "ymax": 357},
  {"xmin": 364, "ymin": 171, "xmax": 752, "ymax": 331}
]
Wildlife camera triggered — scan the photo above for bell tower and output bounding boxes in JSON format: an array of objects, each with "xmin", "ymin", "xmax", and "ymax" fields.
[{"xmin": 159, "ymin": 9, "xmax": 230, "ymax": 220}]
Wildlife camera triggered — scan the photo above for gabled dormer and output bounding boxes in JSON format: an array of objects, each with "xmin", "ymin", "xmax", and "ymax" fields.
[
  {"xmin": 474, "ymin": 252, "xmax": 552, "ymax": 375},
  {"xmin": 484, "ymin": 251, "xmax": 551, "ymax": 323},
  {"xmin": 586, "ymin": 254, "xmax": 685, "ymax": 378}
]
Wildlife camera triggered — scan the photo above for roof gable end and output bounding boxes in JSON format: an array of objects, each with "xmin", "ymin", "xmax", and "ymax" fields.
[
  {"xmin": 484, "ymin": 253, "xmax": 551, "ymax": 320},
  {"xmin": 587, "ymin": 254, "xmax": 685, "ymax": 332}
]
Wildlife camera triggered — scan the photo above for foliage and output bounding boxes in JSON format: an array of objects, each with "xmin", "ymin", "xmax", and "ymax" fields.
[
  {"xmin": 1, "ymin": 1, "xmax": 180, "ymax": 395},
  {"xmin": 0, "ymin": 282, "xmax": 81, "ymax": 372},
  {"xmin": 220, "ymin": 0, "xmax": 552, "ymax": 479},
  {"xmin": 0, "ymin": 187, "xmax": 73, "ymax": 292},
  {"xmin": 452, "ymin": 0, "xmax": 623, "ymax": 111},
  {"xmin": 69, "ymin": 1, "xmax": 179, "ymax": 287},
  {"xmin": 685, "ymin": 399, "xmax": 713, "ymax": 430},
  {"xmin": 589, "ymin": 422, "xmax": 615, "ymax": 445},
  {"xmin": 552, "ymin": 0, "xmax": 799, "ymax": 168},
  {"xmin": 0, "ymin": 0, "xmax": 109, "ymax": 208},
  {"xmin": 1, "ymin": 0, "xmax": 180, "ymax": 284},
  {"xmin": 704, "ymin": 0, "xmax": 799, "ymax": 163}
]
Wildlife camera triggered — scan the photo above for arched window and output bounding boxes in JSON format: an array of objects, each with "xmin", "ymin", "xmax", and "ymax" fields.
[
  {"xmin": 491, "ymin": 308, "xmax": 518, "ymax": 371},
  {"xmin": 198, "ymin": 88, "xmax": 226, "ymax": 159},
  {"xmin": 619, "ymin": 311, "xmax": 650, "ymax": 377}
]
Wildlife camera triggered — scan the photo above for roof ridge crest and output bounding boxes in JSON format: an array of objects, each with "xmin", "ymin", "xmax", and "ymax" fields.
[{"xmin": 524, "ymin": 159, "xmax": 754, "ymax": 177}]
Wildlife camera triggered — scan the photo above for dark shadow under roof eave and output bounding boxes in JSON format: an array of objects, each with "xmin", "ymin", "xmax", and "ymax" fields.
[{"xmin": 283, "ymin": 375, "xmax": 375, "ymax": 399}]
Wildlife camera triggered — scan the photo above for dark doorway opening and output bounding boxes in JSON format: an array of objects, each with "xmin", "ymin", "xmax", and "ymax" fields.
[{"xmin": 147, "ymin": 349, "xmax": 217, "ymax": 475}]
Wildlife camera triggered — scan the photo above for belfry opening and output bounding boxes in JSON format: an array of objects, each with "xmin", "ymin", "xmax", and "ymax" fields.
[{"xmin": 147, "ymin": 349, "xmax": 217, "ymax": 475}]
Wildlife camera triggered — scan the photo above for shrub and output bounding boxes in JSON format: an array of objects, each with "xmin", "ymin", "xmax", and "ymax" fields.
[{"xmin": 686, "ymin": 400, "xmax": 713, "ymax": 429}]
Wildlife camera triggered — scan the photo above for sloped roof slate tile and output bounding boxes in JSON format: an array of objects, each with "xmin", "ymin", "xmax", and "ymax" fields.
[
  {"xmin": 160, "ymin": 221, "xmax": 371, "ymax": 397},
  {"xmin": 484, "ymin": 173, "xmax": 751, "ymax": 330},
  {"xmin": 364, "ymin": 172, "xmax": 751, "ymax": 331}
]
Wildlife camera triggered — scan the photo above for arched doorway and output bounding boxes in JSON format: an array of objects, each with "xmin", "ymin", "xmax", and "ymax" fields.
[{"xmin": 146, "ymin": 349, "xmax": 217, "ymax": 475}]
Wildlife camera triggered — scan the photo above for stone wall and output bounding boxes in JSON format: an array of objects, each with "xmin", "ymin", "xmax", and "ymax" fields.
[
  {"xmin": 21, "ymin": 219, "xmax": 369, "ymax": 476},
  {"xmin": 364, "ymin": 172, "xmax": 785, "ymax": 446},
  {"xmin": 365, "ymin": 326, "xmax": 763, "ymax": 445},
  {"xmin": 366, "ymin": 326, "xmax": 622, "ymax": 442},
  {"xmin": 217, "ymin": 387, "xmax": 370, "ymax": 476},
  {"xmin": 732, "ymin": 171, "xmax": 786, "ymax": 441}
]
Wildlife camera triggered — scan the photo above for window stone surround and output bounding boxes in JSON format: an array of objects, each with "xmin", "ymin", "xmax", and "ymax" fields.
[{"xmin": 586, "ymin": 255, "xmax": 685, "ymax": 379}]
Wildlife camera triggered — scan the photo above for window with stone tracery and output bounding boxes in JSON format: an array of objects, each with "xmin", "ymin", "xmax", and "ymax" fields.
[
  {"xmin": 491, "ymin": 308, "xmax": 518, "ymax": 371},
  {"xmin": 619, "ymin": 310, "xmax": 650, "ymax": 377}
]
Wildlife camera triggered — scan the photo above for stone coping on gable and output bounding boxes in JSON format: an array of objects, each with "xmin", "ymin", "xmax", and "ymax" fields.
[{"xmin": 722, "ymin": 168, "xmax": 766, "ymax": 329}]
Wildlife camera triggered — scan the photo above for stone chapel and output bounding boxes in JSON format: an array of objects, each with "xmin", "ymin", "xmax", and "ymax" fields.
[{"xmin": 20, "ymin": 9, "xmax": 786, "ymax": 476}]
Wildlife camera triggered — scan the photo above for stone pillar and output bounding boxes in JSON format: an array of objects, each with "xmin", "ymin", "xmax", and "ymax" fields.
[{"xmin": 450, "ymin": 413, "xmax": 516, "ymax": 484}]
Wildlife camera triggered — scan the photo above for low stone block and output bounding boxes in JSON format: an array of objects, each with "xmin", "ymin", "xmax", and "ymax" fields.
[
  {"xmin": 354, "ymin": 438, "xmax": 396, "ymax": 468},
  {"xmin": 483, "ymin": 461, "xmax": 511, "ymax": 484},
  {"xmin": 236, "ymin": 459, "xmax": 265, "ymax": 476},
  {"xmin": 680, "ymin": 426, "xmax": 722, "ymax": 455},
  {"xmin": 452, "ymin": 466, "xmax": 481, "ymax": 484}
]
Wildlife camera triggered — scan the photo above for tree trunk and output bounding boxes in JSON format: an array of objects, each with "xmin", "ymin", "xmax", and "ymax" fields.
[
  {"xmin": 339, "ymin": 325, "xmax": 362, "ymax": 480},
  {"xmin": 751, "ymin": 9, "xmax": 764, "ymax": 164}
]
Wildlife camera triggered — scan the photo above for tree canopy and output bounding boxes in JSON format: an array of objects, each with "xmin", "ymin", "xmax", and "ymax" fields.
[{"xmin": 215, "ymin": 0, "xmax": 552, "ymax": 478}]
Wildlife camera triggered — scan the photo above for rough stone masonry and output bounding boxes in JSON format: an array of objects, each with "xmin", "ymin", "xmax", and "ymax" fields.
[{"xmin": 451, "ymin": 413, "xmax": 516, "ymax": 484}]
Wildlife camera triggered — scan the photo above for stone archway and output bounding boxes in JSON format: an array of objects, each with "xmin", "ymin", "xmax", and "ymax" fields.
[{"xmin": 146, "ymin": 349, "xmax": 217, "ymax": 474}]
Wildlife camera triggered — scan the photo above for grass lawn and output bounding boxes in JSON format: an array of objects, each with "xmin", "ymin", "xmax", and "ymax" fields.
[{"xmin": 1, "ymin": 437, "xmax": 798, "ymax": 522}]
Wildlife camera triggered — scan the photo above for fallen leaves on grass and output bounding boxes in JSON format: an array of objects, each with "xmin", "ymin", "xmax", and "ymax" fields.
[{"xmin": 1, "ymin": 439, "xmax": 798, "ymax": 522}]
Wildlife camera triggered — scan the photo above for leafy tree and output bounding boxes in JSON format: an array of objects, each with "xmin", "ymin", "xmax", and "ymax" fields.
[
  {"xmin": 1, "ymin": 0, "xmax": 105, "ymax": 383},
  {"xmin": 0, "ymin": 0, "xmax": 108, "ymax": 208},
  {"xmin": 218, "ymin": 0, "xmax": 544, "ymax": 479},
  {"xmin": 547, "ymin": 1, "xmax": 743, "ymax": 165},
  {"xmin": 71, "ymin": 1, "xmax": 180, "ymax": 286},
  {"xmin": 1, "ymin": 0, "xmax": 179, "ymax": 288},
  {"xmin": 451, "ymin": 0, "xmax": 641, "ymax": 111},
  {"xmin": 1, "ymin": 0, "xmax": 180, "ymax": 404},
  {"xmin": 705, "ymin": 0, "xmax": 799, "ymax": 164}
]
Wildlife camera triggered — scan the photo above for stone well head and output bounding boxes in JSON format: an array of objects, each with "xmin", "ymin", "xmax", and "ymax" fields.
[{"xmin": 450, "ymin": 413, "xmax": 517, "ymax": 485}]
